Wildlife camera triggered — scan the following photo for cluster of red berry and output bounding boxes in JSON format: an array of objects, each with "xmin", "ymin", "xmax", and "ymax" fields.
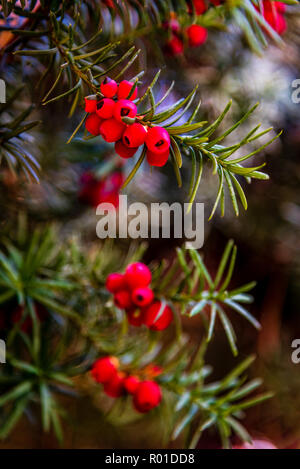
[
  {"xmin": 105, "ymin": 262, "xmax": 173, "ymax": 330},
  {"xmin": 78, "ymin": 170, "xmax": 123, "ymax": 208},
  {"xmin": 84, "ymin": 78, "xmax": 171, "ymax": 167},
  {"xmin": 91, "ymin": 356, "xmax": 162, "ymax": 413},
  {"xmin": 165, "ymin": 20, "xmax": 208, "ymax": 56},
  {"xmin": 258, "ymin": 1, "xmax": 286, "ymax": 35}
]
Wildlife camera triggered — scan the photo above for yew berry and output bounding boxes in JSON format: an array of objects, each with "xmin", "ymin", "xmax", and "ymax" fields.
[
  {"xmin": 122, "ymin": 123, "xmax": 147, "ymax": 148},
  {"xmin": 145, "ymin": 127, "xmax": 170, "ymax": 154},
  {"xmin": 166, "ymin": 35, "xmax": 184, "ymax": 56},
  {"xmin": 114, "ymin": 289, "xmax": 134, "ymax": 309},
  {"xmin": 125, "ymin": 262, "xmax": 152, "ymax": 290},
  {"xmin": 96, "ymin": 98, "xmax": 115, "ymax": 119},
  {"xmin": 132, "ymin": 287, "xmax": 154, "ymax": 307},
  {"xmin": 143, "ymin": 301, "xmax": 173, "ymax": 331},
  {"xmin": 133, "ymin": 381, "xmax": 162, "ymax": 413},
  {"xmin": 192, "ymin": 0, "xmax": 207, "ymax": 15},
  {"xmin": 186, "ymin": 24, "xmax": 208, "ymax": 47},
  {"xmin": 100, "ymin": 77, "xmax": 118, "ymax": 98},
  {"xmin": 146, "ymin": 149, "xmax": 169, "ymax": 167},
  {"xmin": 85, "ymin": 113, "xmax": 102, "ymax": 136},
  {"xmin": 84, "ymin": 97, "xmax": 97, "ymax": 113},
  {"xmin": 113, "ymin": 99, "xmax": 137, "ymax": 122},
  {"xmin": 100, "ymin": 118, "xmax": 126, "ymax": 143},
  {"xmin": 91, "ymin": 356, "xmax": 119, "ymax": 384},
  {"xmin": 103, "ymin": 371, "xmax": 125, "ymax": 398},
  {"xmin": 126, "ymin": 308, "xmax": 145, "ymax": 327},
  {"xmin": 123, "ymin": 375, "xmax": 140, "ymax": 394},
  {"xmin": 105, "ymin": 273, "xmax": 126, "ymax": 293},
  {"xmin": 274, "ymin": 2, "xmax": 286, "ymax": 13},
  {"xmin": 263, "ymin": 4, "xmax": 286, "ymax": 34},
  {"xmin": 117, "ymin": 80, "xmax": 138, "ymax": 101},
  {"xmin": 115, "ymin": 140, "xmax": 138, "ymax": 159}
]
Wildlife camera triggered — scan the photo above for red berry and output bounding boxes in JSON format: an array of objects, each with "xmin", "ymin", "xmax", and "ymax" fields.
[
  {"xmin": 100, "ymin": 118, "xmax": 126, "ymax": 142},
  {"xmin": 132, "ymin": 287, "xmax": 154, "ymax": 307},
  {"xmin": 133, "ymin": 381, "xmax": 162, "ymax": 413},
  {"xmin": 275, "ymin": 2, "xmax": 286, "ymax": 13},
  {"xmin": 147, "ymin": 149, "xmax": 169, "ymax": 167},
  {"xmin": 122, "ymin": 123, "xmax": 147, "ymax": 148},
  {"xmin": 115, "ymin": 140, "xmax": 138, "ymax": 159},
  {"xmin": 85, "ymin": 113, "xmax": 102, "ymax": 136},
  {"xmin": 125, "ymin": 262, "xmax": 152, "ymax": 290},
  {"xmin": 105, "ymin": 273, "xmax": 126, "ymax": 293},
  {"xmin": 91, "ymin": 356, "xmax": 119, "ymax": 383},
  {"xmin": 187, "ymin": 24, "xmax": 208, "ymax": 47},
  {"xmin": 108, "ymin": 171, "xmax": 124, "ymax": 188},
  {"xmin": 123, "ymin": 375, "xmax": 140, "ymax": 394},
  {"xmin": 117, "ymin": 80, "xmax": 138, "ymax": 100},
  {"xmin": 192, "ymin": 0, "xmax": 207, "ymax": 15},
  {"xmin": 126, "ymin": 308, "xmax": 145, "ymax": 327},
  {"xmin": 166, "ymin": 35, "xmax": 184, "ymax": 56},
  {"xmin": 96, "ymin": 98, "xmax": 115, "ymax": 119},
  {"xmin": 103, "ymin": 372, "xmax": 125, "ymax": 398},
  {"xmin": 100, "ymin": 77, "xmax": 118, "ymax": 98},
  {"xmin": 113, "ymin": 99, "xmax": 137, "ymax": 122},
  {"xmin": 84, "ymin": 97, "xmax": 97, "ymax": 113},
  {"xmin": 145, "ymin": 127, "xmax": 170, "ymax": 154},
  {"xmin": 114, "ymin": 289, "xmax": 134, "ymax": 309},
  {"xmin": 143, "ymin": 301, "xmax": 173, "ymax": 331}
]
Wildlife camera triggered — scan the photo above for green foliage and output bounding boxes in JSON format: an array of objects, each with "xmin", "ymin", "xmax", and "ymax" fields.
[
  {"xmin": 154, "ymin": 240, "xmax": 259, "ymax": 355},
  {"xmin": 0, "ymin": 87, "xmax": 40, "ymax": 182}
]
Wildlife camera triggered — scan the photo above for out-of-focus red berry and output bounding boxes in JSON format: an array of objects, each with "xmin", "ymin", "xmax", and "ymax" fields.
[
  {"xmin": 123, "ymin": 375, "xmax": 140, "ymax": 394},
  {"xmin": 133, "ymin": 381, "xmax": 162, "ymax": 413},
  {"xmin": 91, "ymin": 356, "xmax": 119, "ymax": 384},
  {"xmin": 105, "ymin": 273, "xmax": 126, "ymax": 293}
]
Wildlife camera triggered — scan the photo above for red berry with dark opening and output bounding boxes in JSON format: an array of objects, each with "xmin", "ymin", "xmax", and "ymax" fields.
[
  {"xmin": 115, "ymin": 140, "xmax": 138, "ymax": 159},
  {"xmin": 117, "ymin": 80, "xmax": 138, "ymax": 100},
  {"xmin": 100, "ymin": 118, "xmax": 126, "ymax": 142},
  {"xmin": 145, "ymin": 127, "xmax": 170, "ymax": 154},
  {"xmin": 187, "ymin": 24, "xmax": 208, "ymax": 47},
  {"xmin": 103, "ymin": 372, "xmax": 125, "ymax": 398},
  {"xmin": 147, "ymin": 149, "xmax": 169, "ymax": 167},
  {"xmin": 166, "ymin": 35, "xmax": 184, "ymax": 56},
  {"xmin": 113, "ymin": 99, "xmax": 137, "ymax": 122},
  {"xmin": 125, "ymin": 262, "xmax": 152, "ymax": 290},
  {"xmin": 106, "ymin": 273, "xmax": 126, "ymax": 293},
  {"xmin": 84, "ymin": 97, "xmax": 97, "ymax": 113},
  {"xmin": 133, "ymin": 381, "xmax": 162, "ymax": 413},
  {"xmin": 100, "ymin": 77, "xmax": 118, "ymax": 98},
  {"xmin": 85, "ymin": 113, "xmax": 102, "ymax": 136},
  {"xmin": 91, "ymin": 356, "xmax": 119, "ymax": 384},
  {"xmin": 123, "ymin": 375, "xmax": 140, "ymax": 394},
  {"xmin": 144, "ymin": 301, "xmax": 173, "ymax": 331},
  {"xmin": 122, "ymin": 123, "xmax": 147, "ymax": 148},
  {"xmin": 114, "ymin": 289, "xmax": 134, "ymax": 309},
  {"xmin": 132, "ymin": 287, "xmax": 154, "ymax": 307},
  {"xmin": 126, "ymin": 307, "xmax": 145, "ymax": 327},
  {"xmin": 96, "ymin": 98, "xmax": 115, "ymax": 119}
]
